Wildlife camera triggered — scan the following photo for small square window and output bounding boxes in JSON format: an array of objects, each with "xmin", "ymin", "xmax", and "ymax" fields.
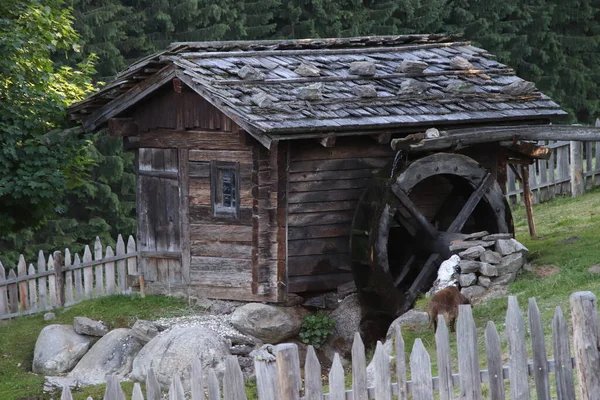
[{"xmin": 211, "ymin": 161, "xmax": 240, "ymax": 218}]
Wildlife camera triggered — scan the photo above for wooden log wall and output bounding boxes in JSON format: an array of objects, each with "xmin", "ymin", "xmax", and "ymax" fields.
[{"xmin": 287, "ymin": 137, "xmax": 395, "ymax": 293}]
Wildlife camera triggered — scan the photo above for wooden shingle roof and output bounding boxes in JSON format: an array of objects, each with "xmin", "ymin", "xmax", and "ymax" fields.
[{"xmin": 69, "ymin": 35, "xmax": 567, "ymax": 143}]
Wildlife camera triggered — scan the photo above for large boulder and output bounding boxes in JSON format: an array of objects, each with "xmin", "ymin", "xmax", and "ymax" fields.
[
  {"xmin": 68, "ymin": 328, "xmax": 142, "ymax": 385},
  {"xmin": 231, "ymin": 303, "xmax": 303, "ymax": 344},
  {"xmin": 325, "ymin": 294, "xmax": 362, "ymax": 357},
  {"xmin": 130, "ymin": 320, "xmax": 160, "ymax": 344},
  {"xmin": 130, "ymin": 325, "xmax": 230, "ymax": 390},
  {"xmin": 33, "ymin": 325, "xmax": 93, "ymax": 375}
]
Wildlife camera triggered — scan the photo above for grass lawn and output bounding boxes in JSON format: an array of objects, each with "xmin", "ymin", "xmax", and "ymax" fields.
[{"xmin": 2, "ymin": 189, "xmax": 600, "ymax": 399}]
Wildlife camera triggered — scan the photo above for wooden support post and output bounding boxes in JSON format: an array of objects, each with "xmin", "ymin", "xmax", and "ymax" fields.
[
  {"xmin": 570, "ymin": 140, "xmax": 584, "ymax": 197},
  {"xmin": 570, "ymin": 291, "xmax": 600, "ymax": 400},
  {"xmin": 520, "ymin": 164, "xmax": 537, "ymax": 237}
]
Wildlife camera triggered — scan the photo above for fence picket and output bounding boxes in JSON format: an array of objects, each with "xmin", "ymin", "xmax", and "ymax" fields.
[
  {"xmin": 38, "ymin": 251, "xmax": 47, "ymax": 310},
  {"xmin": 169, "ymin": 375, "xmax": 185, "ymax": 400},
  {"xmin": 224, "ymin": 355, "xmax": 247, "ymax": 400},
  {"xmin": 0, "ymin": 263, "xmax": 8, "ymax": 314},
  {"xmin": 61, "ymin": 384, "xmax": 74, "ymax": 400},
  {"xmin": 435, "ymin": 315, "xmax": 453, "ymax": 400},
  {"xmin": 255, "ymin": 346, "xmax": 279, "ymax": 400},
  {"xmin": 552, "ymin": 306, "xmax": 576, "ymax": 400},
  {"xmin": 528, "ymin": 298, "xmax": 551, "ymax": 400},
  {"xmin": 304, "ymin": 345, "xmax": 323, "ymax": 400},
  {"xmin": 17, "ymin": 255, "xmax": 28, "ymax": 310},
  {"xmin": 207, "ymin": 368, "xmax": 221, "ymax": 400},
  {"xmin": 485, "ymin": 321, "xmax": 505, "ymax": 400},
  {"xmin": 64, "ymin": 249, "xmax": 74, "ymax": 305},
  {"xmin": 132, "ymin": 382, "xmax": 145, "ymax": 400},
  {"xmin": 410, "ymin": 339, "xmax": 434, "ymax": 400},
  {"xmin": 146, "ymin": 367, "xmax": 161, "ymax": 400},
  {"xmin": 94, "ymin": 237, "xmax": 104, "ymax": 297},
  {"xmin": 47, "ymin": 254, "xmax": 57, "ymax": 307},
  {"xmin": 117, "ymin": 235, "xmax": 127, "ymax": 293},
  {"xmin": 127, "ymin": 235, "xmax": 137, "ymax": 275},
  {"xmin": 329, "ymin": 353, "xmax": 345, "ymax": 400},
  {"xmin": 275, "ymin": 343, "xmax": 301, "ymax": 400},
  {"xmin": 457, "ymin": 304, "xmax": 481, "ymax": 400},
  {"xmin": 7, "ymin": 269, "xmax": 17, "ymax": 313},
  {"xmin": 570, "ymin": 291, "xmax": 600, "ymax": 400},
  {"xmin": 105, "ymin": 375, "xmax": 126, "ymax": 400},
  {"xmin": 191, "ymin": 358, "xmax": 206, "ymax": 400},
  {"xmin": 83, "ymin": 245, "xmax": 93, "ymax": 299},
  {"xmin": 74, "ymin": 254, "xmax": 83, "ymax": 302},
  {"xmin": 351, "ymin": 332, "xmax": 368, "ymax": 400},
  {"xmin": 374, "ymin": 341, "xmax": 392, "ymax": 400},
  {"xmin": 506, "ymin": 296, "xmax": 530, "ymax": 400},
  {"xmin": 394, "ymin": 324, "xmax": 408, "ymax": 400},
  {"xmin": 28, "ymin": 264, "xmax": 37, "ymax": 311},
  {"xmin": 105, "ymin": 246, "xmax": 116, "ymax": 295}
]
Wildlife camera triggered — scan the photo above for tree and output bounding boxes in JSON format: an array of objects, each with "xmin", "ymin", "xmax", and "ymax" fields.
[{"xmin": 0, "ymin": 0, "xmax": 97, "ymax": 234}]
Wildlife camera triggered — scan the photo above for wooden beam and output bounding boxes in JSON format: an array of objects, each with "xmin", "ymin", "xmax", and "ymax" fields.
[
  {"xmin": 500, "ymin": 140, "xmax": 551, "ymax": 160},
  {"xmin": 391, "ymin": 125, "xmax": 600, "ymax": 152},
  {"xmin": 108, "ymin": 118, "xmax": 138, "ymax": 137},
  {"xmin": 447, "ymin": 173, "xmax": 494, "ymax": 233},
  {"xmin": 318, "ymin": 135, "xmax": 336, "ymax": 148},
  {"xmin": 390, "ymin": 185, "xmax": 439, "ymax": 240}
]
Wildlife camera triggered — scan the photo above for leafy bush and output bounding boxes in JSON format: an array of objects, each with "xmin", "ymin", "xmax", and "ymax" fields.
[{"xmin": 299, "ymin": 313, "xmax": 336, "ymax": 349}]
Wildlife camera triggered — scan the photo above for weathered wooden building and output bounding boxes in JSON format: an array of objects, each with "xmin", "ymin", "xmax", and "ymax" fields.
[{"xmin": 68, "ymin": 35, "xmax": 575, "ymax": 316}]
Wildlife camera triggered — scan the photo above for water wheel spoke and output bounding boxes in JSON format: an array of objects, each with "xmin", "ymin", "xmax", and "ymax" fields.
[
  {"xmin": 393, "ymin": 254, "xmax": 416, "ymax": 287},
  {"xmin": 447, "ymin": 172, "xmax": 495, "ymax": 234},
  {"xmin": 391, "ymin": 184, "xmax": 438, "ymax": 240},
  {"xmin": 403, "ymin": 253, "xmax": 443, "ymax": 312}
]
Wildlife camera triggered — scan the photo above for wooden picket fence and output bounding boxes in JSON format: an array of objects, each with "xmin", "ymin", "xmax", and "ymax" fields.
[
  {"xmin": 60, "ymin": 291, "xmax": 600, "ymax": 399},
  {"xmin": 0, "ymin": 235, "xmax": 138, "ymax": 320},
  {"xmin": 506, "ymin": 139, "xmax": 600, "ymax": 204}
]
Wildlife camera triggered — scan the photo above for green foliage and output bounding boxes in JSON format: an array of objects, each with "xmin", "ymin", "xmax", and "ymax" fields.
[{"xmin": 299, "ymin": 313, "xmax": 336, "ymax": 349}]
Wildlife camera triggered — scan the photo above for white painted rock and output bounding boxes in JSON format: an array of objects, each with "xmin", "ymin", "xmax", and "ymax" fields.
[
  {"xmin": 231, "ymin": 303, "xmax": 303, "ymax": 344},
  {"xmin": 68, "ymin": 328, "xmax": 142, "ymax": 385},
  {"xmin": 33, "ymin": 325, "xmax": 93, "ymax": 375},
  {"xmin": 130, "ymin": 326, "xmax": 230, "ymax": 391}
]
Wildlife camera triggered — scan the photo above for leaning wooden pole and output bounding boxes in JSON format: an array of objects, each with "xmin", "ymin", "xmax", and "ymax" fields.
[{"xmin": 520, "ymin": 164, "xmax": 537, "ymax": 237}]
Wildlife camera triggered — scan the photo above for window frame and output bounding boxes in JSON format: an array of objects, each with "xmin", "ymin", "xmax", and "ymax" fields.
[{"xmin": 210, "ymin": 160, "xmax": 240, "ymax": 219}]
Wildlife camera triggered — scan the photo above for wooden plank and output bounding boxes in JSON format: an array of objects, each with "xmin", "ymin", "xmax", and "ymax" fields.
[
  {"xmin": 73, "ymin": 254, "xmax": 83, "ymax": 301},
  {"xmin": 305, "ymin": 346, "xmax": 323, "ymax": 400},
  {"xmin": 190, "ymin": 205, "xmax": 253, "ymax": 225},
  {"xmin": 47, "ymin": 254, "xmax": 57, "ymax": 307},
  {"xmin": 254, "ymin": 348, "xmax": 279, "ymax": 400},
  {"xmin": 132, "ymin": 383, "xmax": 144, "ymax": 400},
  {"xmin": 223, "ymin": 356, "xmax": 247, "ymax": 400},
  {"xmin": 105, "ymin": 375, "xmax": 126, "ymax": 400},
  {"xmin": 7, "ymin": 269, "xmax": 17, "ymax": 313},
  {"xmin": 140, "ymin": 129, "xmax": 247, "ymax": 150},
  {"xmin": 288, "ymin": 237, "xmax": 349, "ymax": 257},
  {"xmin": 189, "ymin": 149, "xmax": 252, "ymax": 163},
  {"xmin": 288, "ymin": 200, "xmax": 357, "ymax": 214},
  {"xmin": 288, "ymin": 188, "xmax": 365, "ymax": 204},
  {"xmin": 287, "ymin": 273, "xmax": 353, "ymax": 292},
  {"xmin": 207, "ymin": 368, "xmax": 221, "ymax": 400},
  {"xmin": 289, "ymin": 178, "xmax": 371, "ymax": 193},
  {"xmin": 457, "ymin": 304, "xmax": 482, "ymax": 400},
  {"xmin": 191, "ymin": 225, "xmax": 252, "ymax": 242},
  {"xmin": 288, "ymin": 168, "xmax": 377, "ymax": 182},
  {"xmin": 288, "ymin": 224, "xmax": 350, "ymax": 241},
  {"xmin": 291, "ymin": 141, "xmax": 393, "ymax": 161},
  {"xmin": 352, "ymin": 333, "xmax": 368, "ymax": 400},
  {"xmin": 485, "ymin": 321, "xmax": 506, "ymax": 400},
  {"xmin": 191, "ymin": 241, "xmax": 252, "ymax": 258},
  {"xmin": 0, "ymin": 263, "xmax": 8, "ymax": 315},
  {"xmin": 190, "ymin": 271, "xmax": 253, "ymax": 288},
  {"xmin": 191, "ymin": 256, "xmax": 252, "ymax": 271},
  {"xmin": 83, "ymin": 245, "xmax": 93, "ymax": 299},
  {"xmin": 570, "ymin": 291, "xmax": 600, "ymax": 400},
  {"xmin": 179, "ymin": 148, "xmax": 191, "ymax": 284},
  {"xmin": 17, "ymin": 255, "xmax": 28, "ymax": 311},
  {"xmin": 127, "ymin": 236, "xmax": 137, "ymax": 275},
  {"xmin": 275, "ymin": 343, "xmax": 301, "ymax": 400},
  {"xmin": 528, "ymin": 298, "xmax": 551, "ymax": 400},
  {"xmin": 570, "ymin": 141, "xmax": 584, "ymax": 197},
  {"xmin": 64, "ymin": 249, "xmax": 73, "ymax": 305},
  {"xmin": 105, "ymin": 246, "xmax": 116, "ymax": 295},
  {"xmin": 61, "ymin": 384, "xmax": 74, "ymax": 400},
  {"xmin": 410, "ymin": 339, "xmax": 434, "ymax": 400},
  {"xmin": 94, "ymin": 237, "xmax": 105, "ymax": 297},
  {"xmin": 435, "ymin": 315, "xmax": 453, "ymax": 400},
  {"xmin": 552, "ymin": 306, "xmax": 576, "ymax": 400},
  {"xmin": 108, "ymin": 118, "xmax": 138, "ymax": 137},
  {"xmin": 374, "ymin": 341, "xmax": 392, "ymax": 400},
  {"xmin": 146, "ymin": 368, "xmax": 161, "ymax": 400},
  {"xmin": 329, "ymin": 353, "xmax": 345, "ymax": 400},
  {"xmin": 288, "ymin": 210, "xmax": 355, "ymax": 227},
  {"xmin": 191, "ymin": 358, "xmax": 205, "ymax": 400},
  {"xmin": 394, "ymin": 325, "xmax": 408, "ymax": 400},
  {"xmin": 27, "ymin": 264, "xmax": 37, "ymax": 311},
  {"xmin": 506, "ymin": 296, "xmax": 531, "ymax": 400},
  {"xmin": 37, "ymin": 251, "xmax": 47, "ymax": 310},
  {"xmin": 289, "ymin": 157, "xmax": 391, "ymax": 173}
]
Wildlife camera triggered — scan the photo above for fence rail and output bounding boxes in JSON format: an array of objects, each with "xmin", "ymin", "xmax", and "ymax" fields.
[
  {"xmin": 60, "ymin": 290, "xmax": 600, "ymax": 400},
  {"xmin": 0, "ymin": 234, "xmax": 138, "ymax": 320},
  {"xmin": 506, "ymin": 139, "xmax": 600, "ymax": 204}
]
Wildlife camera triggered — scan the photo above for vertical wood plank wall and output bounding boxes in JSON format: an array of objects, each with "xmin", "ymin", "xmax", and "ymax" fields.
[{"xmin": 286, "ymin": 137, "xmax": 394, "ymax": 293}]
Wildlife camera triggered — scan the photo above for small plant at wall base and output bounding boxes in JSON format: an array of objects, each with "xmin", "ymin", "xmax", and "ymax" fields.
[{"xmin": 299, "ymin": 313, "xmax": 336, "ymax": 349}]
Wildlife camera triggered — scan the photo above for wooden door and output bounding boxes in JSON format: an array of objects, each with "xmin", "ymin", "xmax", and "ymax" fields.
[{"xmin": 138, "ymin": 148, "xmax": 185, "ymax": 284}]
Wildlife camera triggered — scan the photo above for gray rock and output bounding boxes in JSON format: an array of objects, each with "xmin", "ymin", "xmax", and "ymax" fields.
[
  {"xmin": 497, "ymin": 253, "xmax": 524, "ymax": 275},
  {"xmin": 237, "ymin": 65, "xmax": 264, "ymax": 80},
  {"xmin": 396, "ymin": 60, "xmax": 428, "ymax": 74},
  {"xmin": 495, "ymin": 239, "xmax": 529, "ymax": 256},
  {"xmin": 295, "ymin": 63, "xmax": 320, "ymax": 77},
  {"xmin": 353, "ymin": 84, "xmax": 378, "ymax": 98},
  {"xmin": 33, "ymin": 325, "xmax": 93, "ymax": 375},
  {"xmin": 446, "ymin": 80, "xmax": 475, "ymax": 93},
  {"xmin": 251, "ymin": 92, "xmax": 273, "ymax": 108},
  {"xmin": 480, "ymin": 250, "xmax": 502, "ymax": 264},
  {"xmin": 450, "ymin": 240, "xmax": 494, "ymax": 252},
  {"xmin": 479, "ymin": 263, "xmax": 498, "ymax": 277},
  {"xmin": 326, "ymin": 294, "xmax": 362, "ymax": 357},
  {"xmin": 131, "ymin": 326, "xmax": 230, "ymax": 391},
  {"xmin": 73, "ymin": 317, "xmax": 108, "ymax": 337},
  {"xmin": 459, "ymin": 273, "xmax": 477, "ymax": 287},
  {"xmin": 461, "ymin": 285, "xmax": 486, "ymax": 300},
  {"xmin": 337, "ymin": 281, "xmax": 357, "ymax": 299},
  {"xmin": 478, "ymin": 276, "xmax": 492, "ymax": 288},
  {"xmin": 588, "ymin": 265, "xmax": 600, "ymax": 274},
  {"xmin": 458, "ymin": 246, "xmax": 485, "ymax": 260},
  {"xmin": 464, "ymin": 231, "xmax": 490, "ymax": 240},
  {"xmin": 450, "ymin": 56, "xmax": 474, "ymax": 70},
  {"xmin": 398, "ymin": 78, "xmax": 428, "ymax": 95},
  {"xmin": 482, "ymin": 233, "xmax": 513, "ymax": 241},
  {"xmin": 282, "ymin": 293, "xmax": 304, "ymax": 307},
  {"xmin": 491, "ymin": 271, "xmax": 518, "ymax": 286},
  {"xmin": 385, "ymin": 309, "xmax": 429, "ymax": 343},
  {"xmin": 303, "ymin": 293, "xmax": 338, "ymax": 310},
  {"xmin": 296, "ymin": 83, "xmax": 323, "ymax": 101},
  {"xmin": 231, "ymin": 303, "xmax": 303, "ymax": 343},
  {"xmin": 44, "ymin": 312, "xmax": 56, "ymax": 321},
  {"xmin": 68, "ymin": 328, "xmax": 142, "ymax": 385},
  {"xmin": 501, "ymin": 80, "xmax": 535, "ymax": 96},
  {"xmin": 458, "ymin": 260, "xmax": 483, "ymax": 274},
  {"xmin": 349, "ymin": 61, "xmax": 376, "ymax": 76},
  {"xmin": 130, "ymin": 320, "xmax": 159, "ymax": 344},
  {"xmin": 230, "ymin": 345, "xmax": 254, "ymax": 356}
]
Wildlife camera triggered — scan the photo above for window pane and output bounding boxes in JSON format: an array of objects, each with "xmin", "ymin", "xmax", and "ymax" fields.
[{"xmin": 214, "ymin": 166, "xmax": 237, "ymax": 211}]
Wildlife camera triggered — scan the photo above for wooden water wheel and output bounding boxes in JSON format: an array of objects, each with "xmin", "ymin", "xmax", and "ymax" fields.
[{"xmin": 350, "ymin": 152, "xmax": 513, "ymax": 318}]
